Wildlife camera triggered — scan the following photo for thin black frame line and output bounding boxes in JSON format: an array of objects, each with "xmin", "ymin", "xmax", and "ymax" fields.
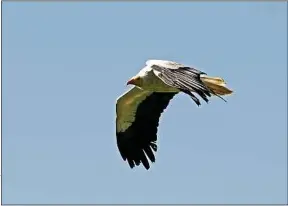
[
  {"xmin": 1, "ymin": 205, "xmax": 288, "ymax": 206},
  {"xmin": 1, "ymin": 0, "xmax": 288, "ymax": 2},
  {"xmin": 286, "ymin": 1, "xmax": 288, "ymax": 205},
  {"xmin": 1, "ymin": 1, "xmax": 3, "ymax": 206},
  {"xmin": 0, "ymin": 1, "xmax": 287, "ymax": 206}
]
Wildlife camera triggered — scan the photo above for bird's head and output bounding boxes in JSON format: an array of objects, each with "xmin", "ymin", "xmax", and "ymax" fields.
[{"xmin": 127, "ymin": 75, "xmax": 142, "ymax": 87}]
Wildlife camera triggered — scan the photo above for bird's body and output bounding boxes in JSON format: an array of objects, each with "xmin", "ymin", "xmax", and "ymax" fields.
[
  {"xmin": 132, "ymin": 65, "xmax": 180, "ymax": 93},
  {"xmin": 116, "ymin": 59, "xmax": 233, "ymax": 170}
]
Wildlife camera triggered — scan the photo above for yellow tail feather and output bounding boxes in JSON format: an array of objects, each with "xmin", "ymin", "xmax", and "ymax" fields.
[{"xmin": 200, "ymin": 75, "xmax": 233, "ymax": 96}]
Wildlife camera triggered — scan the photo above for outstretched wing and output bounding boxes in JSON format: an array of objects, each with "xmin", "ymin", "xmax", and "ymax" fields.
[
  {"xmin": 146, "ymin": 59, "xmax": 203, "ymax": 73},
  {"xmin": 116, "ymin": 86, "xmax": 177, "ymax": 170},
  {"xmin": 148, "ymin": 61, "xmax": 213, "ymax": 105}
]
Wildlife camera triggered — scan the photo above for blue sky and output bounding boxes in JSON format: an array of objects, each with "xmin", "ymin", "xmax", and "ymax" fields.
[{"xmin": 2, "ymin": 2, "xmax": 287, "ymax": 204}]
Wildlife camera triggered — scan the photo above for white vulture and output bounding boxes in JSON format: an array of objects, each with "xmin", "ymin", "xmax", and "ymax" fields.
[{"xmin": 116, "ymin": 59, "xmax": 233, "ymax": 170}]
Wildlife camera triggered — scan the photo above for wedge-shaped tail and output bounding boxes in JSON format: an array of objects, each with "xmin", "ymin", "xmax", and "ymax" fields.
[{"xmin": 200, "ymin": 75, "xmax": 233, "ymax": 96}]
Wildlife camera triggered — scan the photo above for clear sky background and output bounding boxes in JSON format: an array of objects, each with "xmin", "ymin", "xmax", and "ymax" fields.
[{"xmin": 2, "ymin": 2, "xmax": 287, "ymax": 204}]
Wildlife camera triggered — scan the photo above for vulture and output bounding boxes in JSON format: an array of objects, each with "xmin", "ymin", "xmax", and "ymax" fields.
[{"xmin": 116, "ymin": 59, "xmax": 233, "ymax": 170}]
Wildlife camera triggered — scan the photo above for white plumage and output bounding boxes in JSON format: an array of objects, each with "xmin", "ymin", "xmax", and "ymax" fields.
[{"xmin": 116, "ymin": 59, "xmax": 233, "ymax": 170}]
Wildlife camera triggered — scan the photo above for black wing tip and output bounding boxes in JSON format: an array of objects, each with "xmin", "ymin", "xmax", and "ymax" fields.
[
  {"xmin": 128, "ymin": 161, "xmax": 152, "ymax": 170},
  {"xmin": 220, "ymin": 96, "xmax": 228, "ymax": 103},
  {"xmin": 117, "ymin": 131, "xmax": 158, "ymax": 170},
  {"xmin": 119, "ymin": 145, "xmax": 156, "ymax": 170},
  {"xmin": 181, "ymin": 89, "xmax": 205, "ymax": 107},
  {"xmin": 116, "ymin": 92, "xmax": 176, "ymax": 170}
]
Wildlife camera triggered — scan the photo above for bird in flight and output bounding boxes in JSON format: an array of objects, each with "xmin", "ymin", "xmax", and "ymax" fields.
[{"xmin": 116, "ymin": 59, "xmax": 233, "ymax": 170}]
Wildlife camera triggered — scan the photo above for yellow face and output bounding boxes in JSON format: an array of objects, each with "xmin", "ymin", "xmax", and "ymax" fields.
[{"xmin": 126, "ymin": 76, "xmax": 142, "ymax": 87}]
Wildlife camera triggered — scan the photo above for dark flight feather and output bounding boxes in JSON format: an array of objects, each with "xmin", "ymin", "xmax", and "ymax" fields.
[
  {"xmin": 151, "ymin": 65, "xmax": 213, "ymax": 104},
  {"xmin": 116, "ymin": 92, "xmax": 177, "ymax": 170}
]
